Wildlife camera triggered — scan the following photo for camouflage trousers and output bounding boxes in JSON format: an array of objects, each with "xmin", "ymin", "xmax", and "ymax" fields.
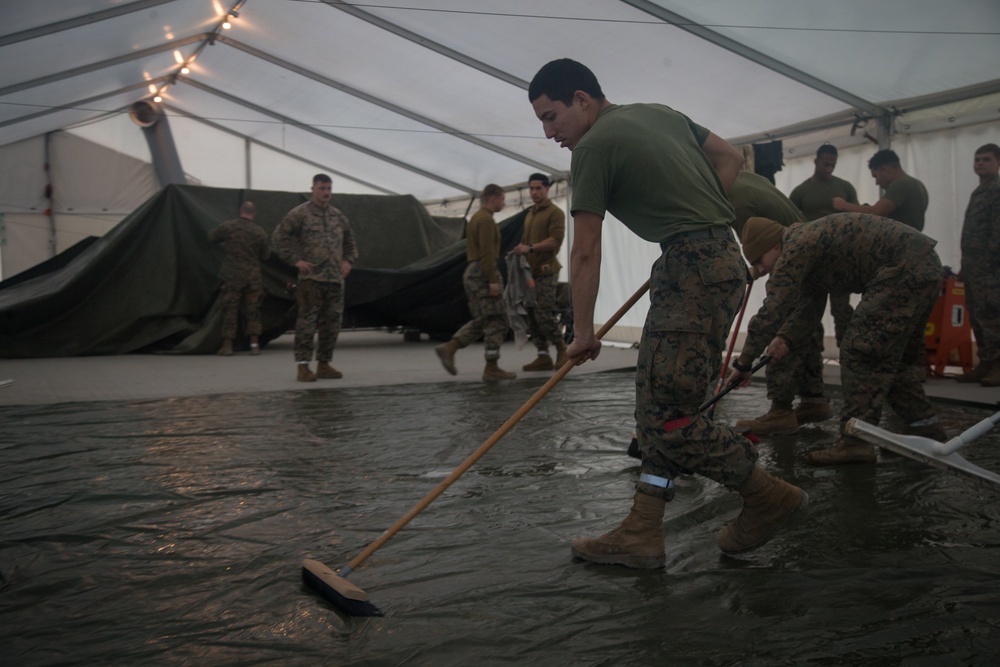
[
  {"xmin": 218, "ymin": 279, "xmax": 264, "ymax": 339},
  {"xmin": 454, "ymin": 262, "xmax": 508, "ymax": 359},
  {"xmin": 964, "ymin": 262, "xmax": 1000, "ymax": 362},
  {"xmin": 526, "ymin": 271, "xmax": 562, "ymax": 350},
  {"xmin": 294, "ymin": 279, "xmax": 344, "ymax": 363},
  {"xmin": 839, "ymin": 250, "xmax": 942, "ymax": 431},
  {"xmin": 634, "ymin": 236, "xmax": 758, "ymax": 499},
  {"xmin": 764, "ymin": 320, "xmax": 826, "ymax": 403}
]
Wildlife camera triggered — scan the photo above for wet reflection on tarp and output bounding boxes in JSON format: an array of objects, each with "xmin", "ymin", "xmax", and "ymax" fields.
[{"xmin": 1, "ymin": 374, "xmax": 998, "ymax": 665}]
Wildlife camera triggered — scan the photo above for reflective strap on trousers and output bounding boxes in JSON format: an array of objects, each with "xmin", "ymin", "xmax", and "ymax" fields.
[{"xmin": 639, "ymin": 473, "xmax": 674, "ymax": 489}]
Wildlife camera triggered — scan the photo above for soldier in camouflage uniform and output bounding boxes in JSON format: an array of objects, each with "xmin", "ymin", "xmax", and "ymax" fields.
[
  {"xmin": 729, "ymin": 214, "xmax": 947, "ymax": 466},
  {"xmin": 956, "ymin": 143, "xmax": 1000, "ymax": 386},
  {"xmin": 728, "ymin": 171, "xmax": 833, "ymax": 434},
  {"xmin": 208, "ymin": 201, "xmax": 270, "ymax": 356},
  {"xmin": 833, "ymin": 149, "xmax": 928, "ymax": 231},
  {"xmin": 434, "ymin": 184, "xmax": 517, "ymax": 382},
  {"xmin": 272, "ymin": 174, "xmax": 358, "ymax": 382},
  {"xmin": 511, "ymin": 173, "xmax": 568, "ymax": 372},
  {"xmin": 528, "ymin": 58, "xmax": 807, "ymax": 566}
]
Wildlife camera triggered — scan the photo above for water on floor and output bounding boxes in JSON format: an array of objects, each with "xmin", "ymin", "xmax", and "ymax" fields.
[{"xmin": 1, "ymin": 371, "xmax": 998, "ymax": 665}]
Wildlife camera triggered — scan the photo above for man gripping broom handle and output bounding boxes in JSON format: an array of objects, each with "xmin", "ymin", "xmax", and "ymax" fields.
[{"xmin": 303, "ymin": 279, "xmax": 651, "ymax": 616}]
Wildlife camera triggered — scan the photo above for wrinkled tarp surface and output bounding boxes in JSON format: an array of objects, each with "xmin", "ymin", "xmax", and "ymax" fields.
[
  {"xmin": 1, "ymin": 377, "xmax": 998, "ymax": 665},
  {"xmin": 0, "ymin": 185, "xmax": 526, "ymax": 357}
]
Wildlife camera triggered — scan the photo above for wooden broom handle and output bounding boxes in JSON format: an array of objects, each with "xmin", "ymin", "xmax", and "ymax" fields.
[{"xmin": 347, "ymin": 279, "xmax": 651, "ymax": 570}]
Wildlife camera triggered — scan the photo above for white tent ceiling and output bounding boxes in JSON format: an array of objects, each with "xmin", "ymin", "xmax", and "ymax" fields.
[{"xmin": 2, "ymin": 0, "xmax": 999, "ymax": 203}]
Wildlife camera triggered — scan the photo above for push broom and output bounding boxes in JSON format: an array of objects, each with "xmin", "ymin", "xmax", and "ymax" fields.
[
  {"xmin": 845, "ymin": 410, "xmax": 1000, "ymax": 486},
  {"xmin": 303, "ymin": 280, "xmax": 651, "ymax": 616}
]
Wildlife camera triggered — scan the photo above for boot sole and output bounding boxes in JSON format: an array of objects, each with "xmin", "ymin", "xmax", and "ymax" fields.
[
  {"xmin": 570, "ymin": 544, "xmax": 665, "ymax": 569},
  {"xmin": 718, "ymin": 491, "xmax": 809, "ymax": 555}
]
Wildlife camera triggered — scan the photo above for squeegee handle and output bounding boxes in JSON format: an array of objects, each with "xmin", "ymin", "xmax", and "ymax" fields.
[
  {"xmin": 937, "ymin": 410, "xmax": 1000, "ymax": 456},
  {"xmin": 344, "ymin": 280, "xmax": 651, "ymax": 572},
  {"xmin": 699, "ymin": 355, "xmax": 771, "ymax": 413}
]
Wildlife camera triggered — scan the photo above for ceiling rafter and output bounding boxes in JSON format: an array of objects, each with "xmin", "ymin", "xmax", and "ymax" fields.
[
  {"xmin": 216, "ymin": 34, "xmax": 560, "ymax": 174},
  {"xmin": 0, "ymin": 0, "xmax": 178, "ymax": 48},
  {"xmin": 619, "ymin": 0, "xmax": 885, "ymax": 117},
  {"xmin": 0, "ymin": 34, "xmax": 206, "ymax": 99},
  {"xmin": 322, "ymin": 0, "xmax": 530, "ymax": 89},
  {"xmin": 0, "ymin": 77, "xmax": 173, "ymax": 130},
  {"xmin": 163, "ymin": 102, "xmax": 396, "ymax": 195},
  {"xmin": 180, "ymin": 77, "xmax": 476, "ymax": 195}
]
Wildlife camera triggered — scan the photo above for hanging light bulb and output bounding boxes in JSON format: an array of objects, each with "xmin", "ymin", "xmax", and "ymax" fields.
[
  {"xmin": 153, "ymin": 95, "xmax": 163, "ymax": 103},
  {"xmin": 222, "ymin": 20, "xmax": 231, "ymax": 29},
  {"xmin": 180, "ymin": 66, "xmax": 190, "ymax": 74}
]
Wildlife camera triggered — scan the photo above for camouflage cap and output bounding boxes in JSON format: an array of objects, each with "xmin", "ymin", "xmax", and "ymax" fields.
[{"xmin": 741, "ymin": 217, "xmax": 785, "ymax": 264}]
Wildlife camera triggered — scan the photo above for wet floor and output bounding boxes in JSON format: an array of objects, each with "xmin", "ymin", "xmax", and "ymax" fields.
[{"xmin": 1, "ymin": 372, "xmax": 999, "ymax": 665}]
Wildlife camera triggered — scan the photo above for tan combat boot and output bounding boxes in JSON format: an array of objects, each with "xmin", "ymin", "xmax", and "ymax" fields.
[
  {"xmin": 955, "ymin": 360, "xmax": 991, "ymax": 383},
  {"xmin": 216, "ymin": 338, "xmax": 234, "ymax": 356},
  {"xmin": 434, "ymin": 338, "xmax": 461, "ymax": 376},
  {"xmin": 554, "ymin": 339, "xmax": 570, "ymax": 368},
  {"xmin": 316, "ymin": 361, "xmax": 343, "ymax": 379},
  {"xmin": 807, "ymin": 435, "xmax": 876, "ymax": 466},
  {"xmin": 570, "ymin": 492, "xmax": 666, "ymax": 568},
  {"xmin": 296, "ymin": 363, "xmax": 317, "ymax": 382},
  {"xmin": 716, "ymin": 466, "xmax": 808, "ymax": 554},
  {"xmin": 482, "ymin": 359, "xmax": 516, "ymax": 381},
  {"xmin": 735, "ymin": 401, "xmax": 798, "ymax": 435},
  {"xmin": 980, "ymin": 363, "xmax": 1000, "ymax": 387},
  {"xmin": 522, "ymin": 352, "xmax": 554, "ymax": 372},
  {"xmin": 249, "ymin": 335, "xmax": 261, "ymax": 356},
  {"xmin": 794, "ymin": 397, "xmax": 832, "ymax": 424}
]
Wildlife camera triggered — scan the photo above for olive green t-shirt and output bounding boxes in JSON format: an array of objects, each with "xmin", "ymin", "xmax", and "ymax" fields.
[
  {"xmin": 788, "ymin": 175, "xmax": 858, "ymax": 220},
  {"xmin": 729, "ymin": 171, "xmax": 805, "ymax": 237},
  {"xmin": 884, "ymin": 174, "xmax": 928, "ymax": 231},
  {"xmin": 570, "ymin": 104, "xmax": 734, "ymax": 243}
]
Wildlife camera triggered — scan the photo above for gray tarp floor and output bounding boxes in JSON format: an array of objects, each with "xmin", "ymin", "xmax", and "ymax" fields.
[{"xmin": 1, "ymin": 331, "xmax": 999, "ymax": 665}]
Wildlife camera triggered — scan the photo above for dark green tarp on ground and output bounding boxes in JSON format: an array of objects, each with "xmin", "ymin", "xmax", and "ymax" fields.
[{"xmin": 0, "ymin": 184, "xmax": 526, "ymax": 358}]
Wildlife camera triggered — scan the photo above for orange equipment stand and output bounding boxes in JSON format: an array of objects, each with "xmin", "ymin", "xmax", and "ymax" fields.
[{"xmin": 925, "ymin": 276, "xmax": 974, "ymax": 377}]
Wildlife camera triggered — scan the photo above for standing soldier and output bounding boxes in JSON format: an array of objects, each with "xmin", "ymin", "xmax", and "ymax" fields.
[
  {"xmin": 512, "ymin": 173, "xmax": 568, "ymax": 371},
  {"xmin": 273, "ymin": 174, "xmax": 358, "ymax": 382},
  {"xmin": 727, "ymin": 171, "xmax": 833, "ymax": 434},
  {"xmin": 956, "ymin": 143, "xmax": 1000, "ymax": 386},
  {"xmin": 435, "ymin": 184, "xmax": 517, "ymax": 382},
  {"xmin": 833, "ymin": 149, "xmax": 928, "ymax": 231},
  {"xmin": 208, "ymin": 201, "xmax": 270, "ymax": 356},
  {"xmin": 789, "ymin": 144, "xmax": 858, "ymax": 220},
  {"xmin": 730, "ymin": 214, "xmax": 947, "ymax": 466}
]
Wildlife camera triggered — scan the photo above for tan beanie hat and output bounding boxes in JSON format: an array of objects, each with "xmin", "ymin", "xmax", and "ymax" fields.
[{"xmin": 741, "ymin": 217, "xmax": 785, "ymax": 264}]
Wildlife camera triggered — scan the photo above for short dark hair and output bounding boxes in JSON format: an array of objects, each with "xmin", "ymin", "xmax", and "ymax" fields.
[
  {"xmin": 528, "ymin": 58, "xmax": 605, "ymax": 105},
  {"xmin": 975, "ymin": 143, "xmax": 1000, "ymax": 160},
  {"xmin": 816, "ymin": 144, "xmax": 838, "ymax": 158},
  {"xmin": 868, "ymin": 149, "xmax": 900, "ymax": 170},
  {"xmin": 313, "ymin": 173, "xmax": 332, "ymax": 185},
  {"xmin": 482, "ymin": 183, "xmax": 505, "ymax": 200},
  {"xmin": 528, "ymin": 173, "xmax": 551, "ymax": 186}
]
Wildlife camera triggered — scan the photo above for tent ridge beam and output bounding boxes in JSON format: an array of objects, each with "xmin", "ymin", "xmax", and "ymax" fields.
[
  {"xmin": 322, "ymin": 1, "xmax": 530, "ymax": 90},
  {"xmin": 182, "ymin": 78, "xmax": 477, "ymax": 195},
  {"xmin": 0, "ymin": 0, "xmax": 178, "ymax": 48},
  {"xmin": 217, "ymin": 35, "xmax": 561, "ymax": 175},
  {"xmin": 620, "ymin": 0, "xmax": 884, "ymax": 116}
]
